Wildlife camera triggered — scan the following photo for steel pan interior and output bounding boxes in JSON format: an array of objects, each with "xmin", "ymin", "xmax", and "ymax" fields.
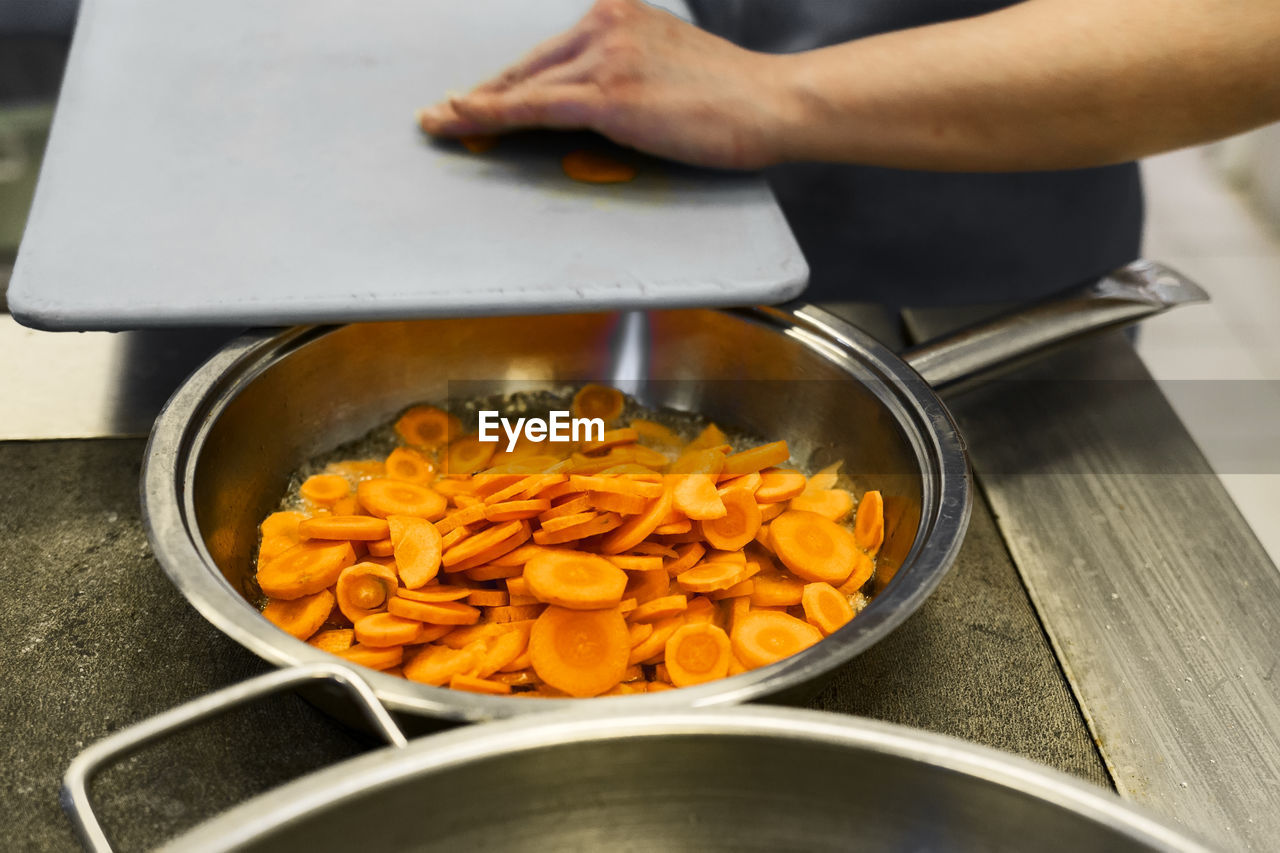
[
  {"xmin": 165, "ymin": 708, "xmax": 1209, "ymax": 852},
  {"xmin": 143, "ymin": 306, "xmax": 969, "ymax": 720}
]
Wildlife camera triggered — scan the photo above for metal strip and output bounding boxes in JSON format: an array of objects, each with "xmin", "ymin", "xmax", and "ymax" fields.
[{"xmin": 905, "ymin": 317, "xmax": 1280, "ymax": 851}]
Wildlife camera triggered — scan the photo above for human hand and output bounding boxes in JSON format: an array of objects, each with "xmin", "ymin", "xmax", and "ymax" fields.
[{"xmin": 416, "ymin": 0, "xmax": 795, "ymax": 169}]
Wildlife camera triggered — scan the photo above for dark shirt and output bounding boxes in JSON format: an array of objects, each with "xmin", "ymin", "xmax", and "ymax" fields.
[{"xmin": 688, "ymin": 0, "xmax": 1144, "ymax": 307}]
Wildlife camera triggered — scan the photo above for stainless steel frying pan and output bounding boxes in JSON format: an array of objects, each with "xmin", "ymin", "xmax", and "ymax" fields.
[{"xmin": 141, "ymin": 260, "xmax": 1205, "ymax": 723}]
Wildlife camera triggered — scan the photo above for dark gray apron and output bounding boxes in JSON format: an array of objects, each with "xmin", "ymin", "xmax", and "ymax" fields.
[{"xmin": 688, "ymin": 0, "xmax": 1143, "ymax": 307}]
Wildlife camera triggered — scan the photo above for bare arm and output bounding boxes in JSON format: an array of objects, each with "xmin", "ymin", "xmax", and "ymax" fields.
[{"xmin": 417, "ymin": 0, "xmax": 1280, "ymax": 171}]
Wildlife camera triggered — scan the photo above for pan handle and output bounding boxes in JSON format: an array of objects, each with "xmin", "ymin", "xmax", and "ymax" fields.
[
  {"xmin": 900, "ymin": 259, "xmax": 1208, "ymax": 389},
  {"xmin": 61, "ymin": 663, "xmax": 407, "ymax": 853}
]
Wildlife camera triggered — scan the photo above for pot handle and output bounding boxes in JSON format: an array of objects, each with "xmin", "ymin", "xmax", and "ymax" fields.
[
  {"xmin": 900, "ymin": 259, "xmax": 1208, "ymax": 389},
  {"xmin": 62, "ymin": 663, "xmax": 407, "ymax": 853}
]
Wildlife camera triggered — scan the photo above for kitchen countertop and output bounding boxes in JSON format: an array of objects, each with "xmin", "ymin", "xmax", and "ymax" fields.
[{"xmin": 2, "ymin": 313, "xmax": 1277, "ymax": 851}]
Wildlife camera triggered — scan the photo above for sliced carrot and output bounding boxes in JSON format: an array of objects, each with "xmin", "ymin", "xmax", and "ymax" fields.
[
  {"xmin": 384, "ymin": 447, "xmax": 436, "ymax": 485},
  {"xmin": 258, "ymin": 533, "xmax": 300, "ymax": 566},
  {"xmin": 599, "ymin": 487, "xmax": 673, "ymax": 554},
  {"xmin": 396, "ymin": 584, "xmax": 471, "ymax": 603},
  {"xmin": 387, "ymin": 515, "xmax": 443, "ymax": 588},
  {"xmin": 529, "ymin": 605, "xmax": 630, "ymax": 697},
  {"xmin": 664, "ymin": 623, "xmax": 732, "ymax": 686},
  {"xmin": 299, "ymin": 474, "xmax": 350, "ymax": 505},
  {"xmin": 789, "ymin": 488, "xmax": 854, "ymax": 522},
  {"xmin": 709, "ymin": 579, "xmax": 755, "ymax": 600},
  {"xmin": 627, "ymin": 615, "xmax": 684, "ymax": 665},
  {"xmin": 759, "ymin": 501, "xmax": 787, "ymax": 523},
  {"xmin": 539, "ymin": 494, "xmax": 592, "ymax": 522},
  {"xmin": 731, "ymin": 610, "xmax": 822, "ymax": 669},
  {"xmin": 672, "ymin": 473, "xmax": 727, "ymax": 520},
  {"xmin": 335, "ymin": 561, "xmax": 398, "ymax": 622},
  {"xmin": 628, "ymin": 594, "xmax": 688, "ymax": 623},
  {"xmin": 489, "ymin": 603, "xmax": 546, "ymax": 623},
  {"xmin": 769, "ymin": 509, "xmax": 859, "ymax": 586},
  {"xmin": 653, "ymin": 518, "xmax": 693, "ymax": 536},
  {"xmin": 437, "ymin": 502, "xmax": 488, "ymax": 535},
  {"xmin": 632, "ymin": 541, "xmax": 679, "ymax": 559},
  {"xmin": 588, "ymin": 490, "xmax": 650, "ymax": 515},
  {"xmin": 355, "ymin": 612, "xmax": 431, "ymax": 647},
  {"xmin": 607, "ymin": 554, "xmax": 664, "ymax": 572},
  {"xmin": 540, "ymin": 510, "xmax": 598, "ymax": 533},
  {"xmin": 485, "ymin": 499, "xmax": 551, "ymax": 522},
  {"xmin": 464, "ymin": 563, "xmax": 525, "ymax": 581},
  {"xmin": 448, "ymin": 522, "xmax": 533, "ymax": 571},
  {"xmin": 439, "ymin": 525, "xmax": 472, "ymax": 551},
  {"xmin": 358, "ymin": 479, "xmax": 447, "ymax": 520},
  {"xmin": 854, "ymin": 490, "xmax": 885, "ymax": 554},
  {"xmin": 838, "ymin": 549, "xmax": 876, "ymax": 595},
  {"xmin": 561, "ymin": 149, "xmax": 638, "ymax": 183},
  {"xmin": 257, "ymin": 540, "xmax": 356, "ymax": 600},
  {"xmin": 663, "ymin": 542, "xmax": 705, "ymax": 576},
  {"xmin": 490, "ymin": 543, "xmax": 550, "ymax": 567},
  {"xmin": 298, "ymin": 515, "xmax": 390, "ymax": 541},
  {"xmin": 475, "ymin": 622, "xmax": 534, "ymax": 677},
  {"xmin": 388, "ymin": 596, "xmax": 481, "ymax": 625},
  {"xmin": 442, "ymin": 519, "xmax": 524, "ymax": 567},
  {"xmin": 720, "ymin": 441, "xmax": 789, "ymax": 478},
  {"xmin": 749, "ymin": 566, "xmax": 806, "ymax": 607},
  {"xmin": 308, "ymin": 628, "xmax": 354, "ymax": 653},
  {"xmin": 524, "ymin": 550, "xmax": 628, "ymax": 610},
  {"xmin": 755, "ymin": 468, "xmax": 807, "ymax": 503},
  {"xmin": 395, "ymin": 405, "xmax": 460, "ymax": 449},
  {"xmin": 676, "ymin": 560, "xmax": 749, "ymax": 594},
  {"xmin": 686, "ymin": 423, "xmax": 728, "ymax": 451},
  {"xmin": 449, "ymin": 673, "xmax": 513, "ymax": 695},
  {"xmin": 262, "ymin": 589, "xmax": 334, "ymax": 640},
  {"xmin": 801, "ymin": 582, "xmax": 855, "ymax": 636},
  {"xmin": 628, "ymin": 621, "xmax": 654, "ymax": 647},
  {"xmin": 569, "ymin": 474, "xmax": 663, "ymax": 499},
  {"xmin": 532, "ymin": 511, "xmax": 623, "ymax": 545},
  {"xmin": 366, "ymin": 537, "xmax": 395, "ymax": 557},
  {"xmin": 699, "ymin": 488, "xmax": 761, "ymax": 552},
  {"xmin": 667, "ymin": 448, "xmax": 727, "ymax": 476},
  {"xmin": 572, "ymin": 384, "xmax": 625, "ymax": 421},
  {"xmin": 261, "ymin": 510, "xmax": 306, "ymax": 540},
  {"xmin": 335, "ymin": 642, "xmax": 404, "ymax": 671},
  {"xmin": 445, "ymin": 435, "xmax": 497, "ymax": 476},
  {"xmin": 805, "ymin": 461, "xmax": 843, "ymax": 493},
  {"xmin": 403, "ymin": 643, "xmax": 484, "ymax": 686},
  {"xmin": 581, "ymin": 428, "xmax": 638, "ymax": 454},
  {"xmin": 623, "ymin": 568, "xmax": 671, "ymax": 605},
  {"xmin": 717, "ymin": 471, "xmax": 762, "ymax": 495}
]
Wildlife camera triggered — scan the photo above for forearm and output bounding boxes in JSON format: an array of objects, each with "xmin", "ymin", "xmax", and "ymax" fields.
[{"xmin": 771, "ymin": 0, "xmax": 1280, "ymax": 171}]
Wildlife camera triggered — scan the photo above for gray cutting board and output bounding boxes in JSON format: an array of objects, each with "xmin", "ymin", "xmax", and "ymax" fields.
[{"xmin": 9, "ymin": 0, "xmax": 807, "ymax": 331}]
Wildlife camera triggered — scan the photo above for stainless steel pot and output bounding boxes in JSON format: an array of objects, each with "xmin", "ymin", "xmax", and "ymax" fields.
[
  {"xmin": 64, "ymin": 664, "xmax": 1215, "ymax": 852},
  {"xmin": 141, "ymin": 260, "xmax": 1206, "ymax": 723}
]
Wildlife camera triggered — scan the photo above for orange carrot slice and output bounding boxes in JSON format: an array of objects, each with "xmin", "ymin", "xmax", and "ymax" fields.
[
  {"xmin": 572, "ymin": 384, "xmax": 625, "ymax": 422},
  {"xmin": 789, "ymin": 488, "xmax": 854, "ymax": 522},
  {"xmin": 449, "ymin": 673, "xmax": 513, "ymax": 695},
  {"xmin": 384, "ymin": 447, "xmax": 436, "ymax": 484},
  {"xmin": 388, "ymin": 515, "xmax": 443, "ymax": 589},
  {"xmin": 755, "ymin": 468, "xmax": 807, "ymax": 503},
  {"xmin": 749, "ymin": 566, "xmax": 806, "ymax": 607},
  {"xmin": 358, "ymin": 479, "xmax": 447, "ymax": 520},
  {"xmin": 599, "ymin": 487, "xmax": 673, "ymax": 554},
  {"xmin": 769, "ymin": 510, "xmax": 859, "ymax": 586},
  {"xmin": 524, "ymin": 551, "xmax": 628, "ymax": 610},
  {"xmin": 334, "ymin": 642, "xmax": 404, "ymax": 671},
  {"xmin": 262, "ymin": 589, "xmax": 334, "ymax": 640},
  {"xmin": 801, "ymin": 582, "xmax": 855, "ymax": 636},
  {"xmin": 628, "ymin": 594, "xmax": 688, "ymax": 623},
  {"xmin": 838, "ymin": 549, "xmax": 876, "ymax": 595},
  {"xmin": 676, "ymin": 560, "xmax": 750, "ymax": 594},
  {"xmin": 672, "ymin": 473, "xmax": 727, "ymax": 520},
  {"xmin": 298, "ymin": 515, "xmax": 390, "ymax": 541},
  {"xmin": 730, "ymin": 610, "xmax": 822, "ymax": 669},
  {"xmin": 485, "ymin": 499, "xmax": 552, "ymax": 522},
  {"xmin": 581, "ymin": 428, "xmax": 639, "ymax": 454},
  {"xmin": 854, "ymin": 490, "xmax": 885, "ymax": 553},
  {"xmin": 395, "ymin": 405, "xmax": 460, "ymax": 449},
  {"xmin": 664, "ymin": 623, "xmax": 732, "ymax": 686},
  {"xmin": 627, "ymin": 615, "xmax": 684, "ymax": 665},
  {"xmin": 396, "ymin": 584, "xmax": 471, "ymax": 603},
  {"xmin": 388, "ymin": 597, "xmax": 481, "ymax": 625},
  {"xmin": 335, "ymin": 561, "xmax": 398, "ymax": 622},
  {"xmin": 257, "ymin": 540, "xmax": 356, "ymax": 600},
  {"xmin": 699, "ymin": 488, "xmax": 761, "ymax": 552},
  {"xmin": 529, "ymin": 606, "xmax": 630, "ymax": 697},
  {"xmin": 720, "ymin": 441, "xmax": 790, "ymax": 478},
  {"xmin": 308, "ymin": 628, "xmax": 354, "ymax": 653},
  {"xmin": 355, "ymin": 612, "xmax": 432, "ymax": 647},
  {"xmin": 403, "ymin": 643, "xmax": 484, "ymax": 685},
  {"xmin": 445, "ymin": 435, "xmax": 497, "ymax": 476},
  {"xmin": 299, "ymin": 474, "xmax": 350, "ymax": 505}
]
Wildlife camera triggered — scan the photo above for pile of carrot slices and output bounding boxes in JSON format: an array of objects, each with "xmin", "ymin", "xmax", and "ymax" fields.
[{"xmin": 255, "ymin": 385, "xmax": 883, "ymax": 698}]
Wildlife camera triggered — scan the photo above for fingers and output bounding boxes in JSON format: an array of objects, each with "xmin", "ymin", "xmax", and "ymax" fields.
[{"xmin": 448, "ymin": 84, "xmax": 604, "ymax": 132}]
